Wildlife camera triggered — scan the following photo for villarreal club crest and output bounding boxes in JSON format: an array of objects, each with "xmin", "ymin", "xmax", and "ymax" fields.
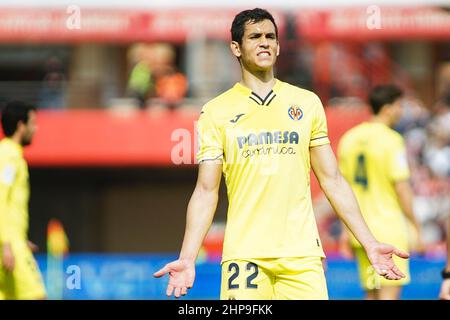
[{"xmin": 288, "ymin": 106, "xmax": 303, "ymax": 121}]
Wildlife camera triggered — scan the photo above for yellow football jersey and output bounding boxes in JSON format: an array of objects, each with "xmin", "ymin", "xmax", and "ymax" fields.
[
  {"xmin": 0, "ymin": 138, "xmax": 30, "ymax": 243},
  {"xmin": 197, "ymin": 79, "xmax": 329, "ymax": 262},
  {"xmin": 337, "ymin": 122, "xmax": 410, "ymax": 249}
]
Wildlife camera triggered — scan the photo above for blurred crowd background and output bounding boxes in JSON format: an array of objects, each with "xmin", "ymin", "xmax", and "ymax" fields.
[{"xmin": 0, "ymin": 0, "xmax": 449, "ymax": 299}]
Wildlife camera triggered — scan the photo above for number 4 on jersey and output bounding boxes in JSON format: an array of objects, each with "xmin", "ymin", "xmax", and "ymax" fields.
[{"xmin": 354, "ymin": 153, "xmax": 368, "ymax": 190}]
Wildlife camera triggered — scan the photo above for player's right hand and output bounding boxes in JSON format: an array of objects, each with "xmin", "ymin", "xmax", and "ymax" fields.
[
  {"xmin": 366, "ymin": 242, "xmax": 409, "ymax": 280},
  {"xmin": 153, "ymin": 259, "xmax": 196, "ymax": 298},
  {"xmin": 2, "ymin": 243, "xmax": 15, "ymax": 272}
]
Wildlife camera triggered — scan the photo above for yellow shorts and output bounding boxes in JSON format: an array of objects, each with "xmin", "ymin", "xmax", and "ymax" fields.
[
  {"xmin": 220, "ymin": 257, "xmax": 328, "ymax": 300},
  {"xmin": 0, "ymin": 240, "xmax": 46, "ymax": 300},
  {"xmin": 354, "ymin": 247, "xmax": 410, "ymax": 290}
]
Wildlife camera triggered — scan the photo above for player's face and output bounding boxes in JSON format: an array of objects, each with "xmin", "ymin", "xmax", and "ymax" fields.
[
  {"xmin": 21, "ymin": 110, "xmax": 37, "ymax": 146},
  {"xmin": 234, "ymin": 19, "xmax": 279, "ymax": 72},
  {"xmin": 390, "ymin": 98, "xmax": 403, "ymax": 125}
]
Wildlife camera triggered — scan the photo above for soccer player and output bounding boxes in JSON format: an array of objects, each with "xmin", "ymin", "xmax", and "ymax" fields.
[
  {"xmin": 338, "ymin": 85, "xmax": 424, "ymax": 300},
  {"xmin": 0, "ymin": 101, "xmax": 46, "ymax": 300},
  {"xmin": 154, "ymin": 8, "xmax": 408, "ymax": 300},
  {"xmin": 439, "ymin": 219, "xmax": 450, "ymax": 300}
]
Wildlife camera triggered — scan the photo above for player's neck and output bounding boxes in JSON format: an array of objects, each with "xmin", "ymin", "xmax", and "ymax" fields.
[
  {"xmin": 9, "ymin": 132, "xmax": 24, "ymax": 147},
  {"xmin": 371, "ymin": 115, "xmax": 393, "ymax": 128},
  {"xmin": 240, "ymin": 68, "xmax": 276, "ymax": 98}
]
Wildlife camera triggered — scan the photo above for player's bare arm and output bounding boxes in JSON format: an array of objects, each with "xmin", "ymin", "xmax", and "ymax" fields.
[
  {"xmin": 1, "ymin": 242, "xmax": 15, "ymax": 272},
  {"xmin": 394, "ymin": 180, "xmax": 425, "ymax": 253},
  {"xmin": 0, "ymin": 183, "xmax": 15, "ymax": 272},
  {"xmin": 153, "ymin": 161, "xmax": 222, "ymax": 298},
  {"xmin": 310, "ymin": 144, "xmax": 409, "ymax": 280}
]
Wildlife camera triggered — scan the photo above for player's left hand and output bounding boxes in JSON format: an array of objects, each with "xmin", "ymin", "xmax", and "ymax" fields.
[{"xmin": 366, "ymin": 242, "xmax": 409, "ymax": 280}]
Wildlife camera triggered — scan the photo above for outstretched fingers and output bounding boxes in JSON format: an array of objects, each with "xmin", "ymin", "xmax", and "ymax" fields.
[
  {"xmin": 391, "ymin": 264, "xmax": 406, "ymax": 278},
  {"xmin": 153, "ymin": 265, "xmax": 170, "ymax": 278},
  {"xmin": 174, "ymin": 287, "xmax": 182, "ymax": 298},
  {"xmin": 393, "ymin": 248, "xmax": 409, "ymax": 259},
  {"xmin": 167, "ymin": 284, "xmax": 174, "ymax": 297},
  {"xmin": 373, "ymin": 265, "xmax": 402, "ymax": 280},
  {"xmin": 385, "ymin": 270, "xmax": 401, "ymax": 280}
]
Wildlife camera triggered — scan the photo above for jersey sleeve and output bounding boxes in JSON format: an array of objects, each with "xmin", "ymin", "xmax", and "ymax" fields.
[
  {"xmin": 196, "ymin": 107, "xmax": 224, "ymax": 163},
  {"xmin": 0, "ymin": 159, "xmax": 17, "ymax": 243},
  {"xmin": 310, "ymin": 94, "xmax": 330, "ymax": 147},
  {"xmin": 388, "ymin": 137, "xmax": 410, "ymax": 182}
]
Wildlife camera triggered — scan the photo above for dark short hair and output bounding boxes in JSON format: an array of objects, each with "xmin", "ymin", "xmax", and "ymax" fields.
[
  {"xmin": 369, "ymin": 84, "xmax": 403, "ymax": 115},
  {"xmin": 231, "ymin": 8, "xmax": 278, "ymax": 45},
  {"xmin": 1, "ymin": 101, "xmax": 36, "ymax": 137}
]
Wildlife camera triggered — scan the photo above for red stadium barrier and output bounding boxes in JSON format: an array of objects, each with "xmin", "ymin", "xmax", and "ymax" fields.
[
  {"xmin": 22, "ymin": 109, "xmax": 200, "ymax": 166},
  {"xmin": 0, "ymin": 8, "xmax": 286, "ymax": 43},
  {"xmin": 0, "ymin": 107, "xmax": 371, "ymax": 167},
  {"xmin": 296, "ymin": 6, "xmax": 450, "ymax": 41},
  {"xmin": 0, "ymin": 6, "xmax": 448, "ymax": 43}
]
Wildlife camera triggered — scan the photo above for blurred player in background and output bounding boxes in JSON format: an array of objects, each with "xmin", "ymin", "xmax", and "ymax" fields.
[
  {"xmin": 439, "ymin": 219, "xmax": 450, "ymax": 300},
  {"xmin": 338, "ymin": 85, "xmax": 425, "ymax": 300},
  {"xmin": 154, "ymin": 8, "xmax": 409, "ymax": 300},
  {"xmin": 0, "ymin": 101, "xmax": 46, "ymax": 300}
]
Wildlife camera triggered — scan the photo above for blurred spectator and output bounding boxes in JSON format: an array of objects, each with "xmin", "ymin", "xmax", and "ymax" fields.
[
  {"xmin": 155, "ymin": 70, "xmax": 188, "ymax": 110},
  {"xmin": 126, "ymin": 44, "xmax": 154, "ymax": 109},
  {"xmin": 152, "ymin": 43, "xmax": 188, "ymax": 110},
  {"xmin": 37, "ymin": 56, "xmax": 66, "ymax": 109},
  {"xmin": 436, "ymin": 62, "xmax": 450, "ymax": 101},
  {"xmin": 126, "ymin": 43, "xmax": 188, "ymax": 110}
]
